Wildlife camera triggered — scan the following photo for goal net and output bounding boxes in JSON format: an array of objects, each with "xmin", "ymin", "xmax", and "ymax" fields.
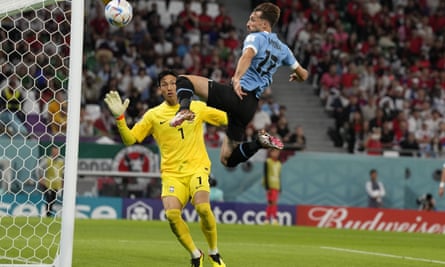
[{"xmin": 0, "ymin": 0, "xmax": 82, "ymax": 266}]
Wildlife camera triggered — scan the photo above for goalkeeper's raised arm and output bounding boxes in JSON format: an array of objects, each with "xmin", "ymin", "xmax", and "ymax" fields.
[{"xmin": 103, "ymin": 90, "xmax": 136, "ymax": 145}]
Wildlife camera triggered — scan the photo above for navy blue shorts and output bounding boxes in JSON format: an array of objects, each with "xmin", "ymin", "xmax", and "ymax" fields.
[{"xmin": 207, "ymin": 80, "xmax": 258, "ymax": 142}]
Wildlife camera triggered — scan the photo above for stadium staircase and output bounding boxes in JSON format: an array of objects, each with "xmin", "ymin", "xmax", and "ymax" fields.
[{"xmin": 224, "ymin": 0, "xmax": 343, "ymax": 153}]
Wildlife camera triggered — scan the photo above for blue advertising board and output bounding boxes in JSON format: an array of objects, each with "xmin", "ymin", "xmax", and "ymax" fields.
[
  {"xmin": 1, "ymin": 195, "xmax": 295, "ymax": 225},
  {"xmin": 123, "ymin": 198, "xmax": 296, "ymax": 226}
]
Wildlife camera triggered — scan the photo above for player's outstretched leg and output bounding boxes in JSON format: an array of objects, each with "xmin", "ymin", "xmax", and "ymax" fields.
[
  {"xmin": 195, "ymin": 203, "xmax": 226, "ymax": 267},
  {"xmin": 257, "ymin": 129, "xmax": 284, "ymax": 149},
  {"xmin": 169, "ymin": 109, "xmax": 195, "ymax": 127},
  {"xmin": 170, "ymin": 76, "xmax": 196, "ymax": 127},
  {"xmin": 225, "ymin": 130, "xmax": 283, "ymax": 167}
]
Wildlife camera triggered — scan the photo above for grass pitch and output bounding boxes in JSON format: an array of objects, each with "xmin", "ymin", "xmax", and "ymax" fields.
[{"xmin": 73, "ymin": 219, "xmax": 445, "ymax": 267}]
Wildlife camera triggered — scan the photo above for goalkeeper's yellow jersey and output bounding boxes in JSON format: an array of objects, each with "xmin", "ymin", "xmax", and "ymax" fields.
[{"xmin": 129, "ymin": 101, "xmax": 227, "ymax": 177}]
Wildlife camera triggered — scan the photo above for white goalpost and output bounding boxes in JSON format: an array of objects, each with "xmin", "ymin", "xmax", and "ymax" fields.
[{"xmin": 0, "ymin": 0, "xmax": 83, "ymax": 266}]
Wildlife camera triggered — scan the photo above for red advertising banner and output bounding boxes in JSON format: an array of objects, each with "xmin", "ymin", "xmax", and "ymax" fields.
[{"xmin": 297, "ymin": 205, "xmax": 445, "ymax": 234}]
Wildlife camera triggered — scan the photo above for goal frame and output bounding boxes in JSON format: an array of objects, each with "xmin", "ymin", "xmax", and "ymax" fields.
[
  {"xmin": 58, "ymin": 0, "xmax": 83, "ymax": 266},
  {"xmin": 0, "ymin": 0, "xmax": 83, "ymax": 266}
]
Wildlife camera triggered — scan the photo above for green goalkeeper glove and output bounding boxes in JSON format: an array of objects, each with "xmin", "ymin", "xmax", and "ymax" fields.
[{"xmin": 104, "ymin": 91, "xmax": 130, "ymax": 118}]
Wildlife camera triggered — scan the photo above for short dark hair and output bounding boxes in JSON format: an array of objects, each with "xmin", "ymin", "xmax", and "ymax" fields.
[
  {"xmin": 157, "ymin": 69, "xmax": 178, "ymax": 86},
  {"xmin": 254, "ymin": 2, "xmax": 281, "ymax": 28},
  {"xmin": 370, "ymin": 169, "xmax": 377, "ymax": 175}
]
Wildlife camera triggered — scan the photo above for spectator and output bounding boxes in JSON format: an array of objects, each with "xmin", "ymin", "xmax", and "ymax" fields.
[
  {"xmin": 380, "ymin": 120, "xmax": 395, "ymax": 149},
  {"xmin": 82, "ymin": 69, "xmax": 101, "ymax": 104},
  {"xmin": 286, "ymin": 125, "xmax": 306, "ymax": 151},
  {"xmin": 319, "ymin": 64, "xmax": 341, "ymax": 106},
  {"xmin": 415, "ymin": 122, "xmax": 434, "ymax": 157},
  {"xmin": 79, "ymin": 105, "xmax": 95, "ymax": 137},
  {"xmin": 436, "ymin": 121, "xmax": 445, "ymax": 151},
  {"xmin": 399, "ymin": 132, "xmax": 420, "ymax": 157},
  {"xmin": 262, "ymin": 148, "xmax": 282, "ymax": 225},
  {"xmin": 365, "ymin": 169, "xmax": 385, "ymax": 208},
  {"xmin": 393, "ymin": 117, "xmax": 409, "ymax": 145},
  {"xmin": 177, "ymin": 0, "xmax": 199, "ymax": 31},
  {"xmin": 117, "ymin": 64, "xmax": 134, "ymax": 95},
  {"xmin": 361, "ymin": 94, "xmax": 378, "ymax": 122},
  {"xmin": 37, "ymin": 145, "xmax": 64, "ymax": 217},
  {"xmin": 407, "ymin": 108, "xmax": 423, "ymax": 134},
  {"xmin": 47, "ymin": 90, "xmax": 67, "ymax": 135},
  {"xmin": 0, "ymin": 74, "xmax": 28, "ymax": 136},
  {"xmin": 214, "ymin": 4, "xmax": 232, "ymax": 32},
  {"xmin": 276, "ymin": 116, "xmax": 290, "ymax": 141},
  {"xmin": 251, "ymin": 100, "xmax": 271, "ymax": 131},
  {"xmin": 346, "ymin": 110, "xmax": 365, "ymax": 153},
  {"xmin": 262, "ymin": 96, "xmax": 281, "ymax": 120},
  {"xmin": 153, "ymin": 30, "xmax": 173, "ymax": 57},
  {"xmin": 365, "ymin": 127, "xmax": 383, "ymax": 155},
  {"xmin": 270, "ymin": 104, "xmax": 286, "ymax": 125},
  {"xmin": 416, "ymin": 193, "xmax": 436, "ymax": 211},
  {"xmin": 198, "ymin": 2, "xmax": 214, "ymax": 35},
  {"xmin": 132, "ymin": 68, "xmax": 152, "ymax": 101},
  {"xmin": 204, "ymin": 124, "xmax": 222, "ymax": 148}
]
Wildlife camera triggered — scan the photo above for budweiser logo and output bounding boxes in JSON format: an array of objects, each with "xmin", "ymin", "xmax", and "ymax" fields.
[{"xmin": 307, "ymin": 207, "xmax": 445, "ymax": 234}]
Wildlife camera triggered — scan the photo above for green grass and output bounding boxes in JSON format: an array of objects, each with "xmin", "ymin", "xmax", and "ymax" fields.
[
  {"xmin": 2, "ymin": 218, "xmax": 444, "ymax": 266},
  {"xmin": 72, "ymin": 220, "xmax": 445, "ymax": 267}
]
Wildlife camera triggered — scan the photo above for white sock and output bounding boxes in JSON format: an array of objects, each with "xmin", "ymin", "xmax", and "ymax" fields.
[
  {"xmin": 192, "ymin": 249, "xmax": 201, "ymax": 259},
  {"xmin": 208, "ymin": 249, "xmax": 219, "ymax": 255}
]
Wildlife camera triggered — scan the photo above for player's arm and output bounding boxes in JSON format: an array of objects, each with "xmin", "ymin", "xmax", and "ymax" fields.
[
  {"xmin": 104, "ymin": 91, "xmax": 136, "ymax": 146},
  {"xmin": 439, "ymin": 164, "xmax": 445, "ymax": 197},
  {"xmin": 232, "ymin": 47, "xmax": 255, "ymax": 99},
  {"xmin": 285, "ymin": 46, "xmax": 309, "ymax": 82},
  {"xmin": 289, "ymin": 65, "xmax": 309, "ymax": 82},
  {"xmin": 202, "ymin": 105, "xmax": 228, "ymax": 127}
]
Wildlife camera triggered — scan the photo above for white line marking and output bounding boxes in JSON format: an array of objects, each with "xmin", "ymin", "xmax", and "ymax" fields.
[{"xmin": 321, "ymin": 246, "xmax": 445, "ymax": 265}]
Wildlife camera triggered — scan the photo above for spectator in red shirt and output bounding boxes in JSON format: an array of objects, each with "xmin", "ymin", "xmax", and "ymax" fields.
[
  {"xmin": 223, "ymin": 29, "xmax": 240, "ymax": 51},
  {"xmin": 205, "ymin": 124, "xmax": 222, "ymax": 148},
  {"xmin": 322, "ymin": 2, "xmax": 339, "ymax": 27},
  {"xmin": 341, "ymin": 62, "xmax": 359, "ymax": 91},
  {"xmin": 89, "ymin": 3, "xmax": 109, "ymax": 39},
  {"xmin": 319, "ymin": 64, "xmax": 341, "ymax": 104},
  {"xmin": 198, "ymin": 2, "xmax": 214, "ymax": 34},
  {"xmin": 394, "ymin": 119, "xmax": 409, "ymax": 144},
  {"xmin": 365, "ymin": 127, "xmax": 383, "ymax": 155},
  {"xmin": 214, "ymin": 3, "xmax": 232, "ymax": 31},
  {"xmin": 177, "ymin": 0, "xmax": 198, "ymax": 31}
]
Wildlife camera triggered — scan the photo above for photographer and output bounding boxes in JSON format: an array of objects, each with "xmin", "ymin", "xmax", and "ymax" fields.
[
  {"xmin": 365, "ymin": 169, "xmax": 385, "ymax": 208},
  {"xmin": 416, "ymin": 193, "xmax": 436, "ymax": 211}
]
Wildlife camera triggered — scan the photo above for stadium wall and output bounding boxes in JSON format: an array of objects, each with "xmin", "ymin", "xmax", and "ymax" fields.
[
  {"xmin": 1, "ymin": 141, "xmax": 444, "ymax": 210},
  {"xmin": 77, "ymin": 142, "xmax": 445, "ymax": 211}
]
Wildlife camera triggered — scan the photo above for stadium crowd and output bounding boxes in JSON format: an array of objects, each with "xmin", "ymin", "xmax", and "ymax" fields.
[
  {"xmin": 276, "ymin": 0, "xmax": 445, "ymax": 157},
  {"xmin": 8, "ymin": 0, "xmax": 445, "ymax": 160}
]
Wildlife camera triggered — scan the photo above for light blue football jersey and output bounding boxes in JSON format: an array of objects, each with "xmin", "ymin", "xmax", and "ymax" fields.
[{"xmin": 240, "ymin": 31, "xmax": 300, "ymax": 98}]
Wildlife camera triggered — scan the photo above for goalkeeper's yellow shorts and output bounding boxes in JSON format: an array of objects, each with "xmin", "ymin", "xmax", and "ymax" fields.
[{"xmin": 161, "ymin": 171, "xmax": 211, "ymax": 206}]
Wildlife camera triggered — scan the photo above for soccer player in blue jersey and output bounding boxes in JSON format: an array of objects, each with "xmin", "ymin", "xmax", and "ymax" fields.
[
  {"xmin": 170, "ymin": 2, "xmax": 309, "ymax": 168},
  {"xmin": 104, "ymin": 70, "xmax": 227, "ymax": 267}
]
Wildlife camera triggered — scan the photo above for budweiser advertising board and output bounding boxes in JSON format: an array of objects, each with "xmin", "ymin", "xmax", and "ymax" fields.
[{"xmin": 297, "ymin": 205, "xmax": 445, "ymax": 234}]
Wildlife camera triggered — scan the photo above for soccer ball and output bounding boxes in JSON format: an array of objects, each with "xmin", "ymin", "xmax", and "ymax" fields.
[{"xmin": 104, "ymin": 0, "xmax": 133, "ymax": 27}]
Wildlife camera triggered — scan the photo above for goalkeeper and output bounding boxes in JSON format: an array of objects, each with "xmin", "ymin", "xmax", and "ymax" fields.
[{"xmin": 104, "ymin": 70, "xmax": 227, "ymax": 267}]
